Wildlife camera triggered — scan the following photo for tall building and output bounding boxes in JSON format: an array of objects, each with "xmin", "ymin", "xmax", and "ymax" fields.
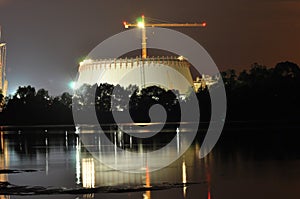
[{"xmin": 0, "ymin": 27, "xmax": 8, "ymax": 97}]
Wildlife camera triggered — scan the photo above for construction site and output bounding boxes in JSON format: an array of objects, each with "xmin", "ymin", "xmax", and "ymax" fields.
[{"xmin": 76, "ymin": 15, "xmax": 209, "ymax": 95}]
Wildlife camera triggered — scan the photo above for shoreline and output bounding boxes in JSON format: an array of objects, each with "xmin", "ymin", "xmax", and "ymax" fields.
[{"xmin": 0, "ymin": 120, "xmax": 299, "ymax": 132}]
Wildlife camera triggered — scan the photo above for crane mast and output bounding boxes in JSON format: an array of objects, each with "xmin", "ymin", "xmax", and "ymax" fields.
[{"xmin": 123, "ymin": 15, "xmax": 207, "ymax": 59}]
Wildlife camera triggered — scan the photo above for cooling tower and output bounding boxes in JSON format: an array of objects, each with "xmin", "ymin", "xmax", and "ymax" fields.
[{"xmin": 77, "ymin": 56, "xmax": 194, "ymax": 95}]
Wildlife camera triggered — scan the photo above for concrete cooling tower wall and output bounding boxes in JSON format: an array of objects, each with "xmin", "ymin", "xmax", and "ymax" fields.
[{"xmin": 77, "ymin": 56, "xmax": 194, "ymax": 95}]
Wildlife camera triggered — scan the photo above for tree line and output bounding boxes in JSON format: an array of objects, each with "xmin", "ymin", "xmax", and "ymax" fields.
[
  {"xmin": 221, "ymin": 61, "xmax": 300, "ymax": 121},
  {"xmin": 0, "ymin": 61, "xmax": 299, "ymax": 125},
  {"xmin": 0, "ymin": 87, "xmax": 73, "ymax": 125}
]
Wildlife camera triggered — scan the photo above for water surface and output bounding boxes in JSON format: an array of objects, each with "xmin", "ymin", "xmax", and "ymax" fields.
[{"xmin": 0, "ymin": 124, "xmax": 299, "ymax": 199}]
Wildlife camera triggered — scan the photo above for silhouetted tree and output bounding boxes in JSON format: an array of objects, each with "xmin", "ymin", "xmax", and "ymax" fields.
[
  {"xmin": 1, "ymin": 60, "xmax": 300, "ymax": 125},
  {"xmin": 274, "ymin": 61, "xmax": 300, "ymax": 78},
  {"xmin": 1, "ymin": 86, "xmax": 73, "ymax": 125},
  {"xmin": 0, "ymin": 89, "xmax": 4, "ymax": 112},
  {"xmin": 221, "ymin": 69, "xmax": 238, "ymax": 91}
]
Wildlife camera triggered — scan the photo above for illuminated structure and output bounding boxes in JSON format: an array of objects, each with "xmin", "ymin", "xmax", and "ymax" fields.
[
  {"xmin": 77, "ymin": 57, "xmax": 194, "ymax": 94},
  {"xmin": 193, "ymin": 74, "xmax": 220, "ymax": 92},
  {"xmin": 76, "ymin": 16, "xmax": 206, "ymax": 95},
  {"xmin": 0, "ymin": 26, "xmax": 8, "ymax": 97}
]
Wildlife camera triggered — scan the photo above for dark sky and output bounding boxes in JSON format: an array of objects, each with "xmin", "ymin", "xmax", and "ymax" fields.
[{"xmin": 0, "ymin": 0, "xmax": 299, "ymax": 95}]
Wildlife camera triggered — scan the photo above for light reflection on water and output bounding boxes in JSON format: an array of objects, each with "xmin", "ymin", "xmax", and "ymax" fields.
[
  {"xmin": 0, "ymin": 127, "xmax": 299, "ymax": 199},
  {"xmin": 0, "ymin": 128, "xmax": 208, "ymax": 199},
  {"xmin": 74, "ymin": 130, "xmax": 205, "ymax": 191},
  {"xmin": 0, "ymin": 132, "xmax": 10, "ymax": 199}
]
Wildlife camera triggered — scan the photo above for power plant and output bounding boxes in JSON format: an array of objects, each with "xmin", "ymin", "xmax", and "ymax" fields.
[
  {"xmin": 76, "ymin": 16, "xmax": 206, "ymax": 95},
  {"xmin": 78, "ymin": 56, "xmax": 194, "ymax": 94},
  {"xmin": 0, "ymin": 26, "xmax": 8, "ymax": 97}
]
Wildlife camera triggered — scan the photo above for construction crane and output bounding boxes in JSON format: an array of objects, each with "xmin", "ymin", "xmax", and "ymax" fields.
[
  {"xmin": 0, "ymin": 26, "xmax": 8, "ymax": 97},
  {"xmin": 123, "ymin": 15, "xmax": 207, "ymax": 59},
  {"xmin": 123, "ymin": 15, "xmax": 206, "ymax": 88}
]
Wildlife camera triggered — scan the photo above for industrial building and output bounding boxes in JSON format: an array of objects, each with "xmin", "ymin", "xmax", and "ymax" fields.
[
  {"xmin": 0, "ymin": 27, "xmax": 8, "ymax": 97},
  {"xmin": 76, "ymin": 15, "xmax": 207, "ymax": 95},
  {"xmin": 77, "ymin": 56, "xmax": 194, "ymax": 95}
]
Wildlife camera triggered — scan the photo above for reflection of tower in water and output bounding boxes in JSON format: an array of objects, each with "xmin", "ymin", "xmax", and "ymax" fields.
[
  {"xmin": 0, "ymin": 132, "xmax": 10, "ymax": 199},
  {"xmin": 82, "ymin": 158, "xmax": 95, "ymax": 199},
  {"xmin": 75, "ymin": 136, "xmax": 154, "ymax": 199},
  {"xmin": 75, "ymin": 130, "xmax": 200, "ymax": 198},
  {"xmin": 82, "ymin": 158, "xmax": 95, "ymax": 188},
  {"xmin": 182, "ymin": 158, "xmax": 187, "ymax": 198},
  {"xmin": 75, "ymin": 130, "xmax": 210, "ymax": 198},
  {"xmin": 75, "ymin": 137, "xmax": 95, "ymax": 199}
]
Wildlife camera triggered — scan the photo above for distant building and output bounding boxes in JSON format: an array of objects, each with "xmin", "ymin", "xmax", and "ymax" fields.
[
  {"xmin": 193, "ymin": 74, "xmax": 220, "ymax": 92},
  {"xmin": 0, "ymin": 41, "xmax": 8, "ymax": 97}
]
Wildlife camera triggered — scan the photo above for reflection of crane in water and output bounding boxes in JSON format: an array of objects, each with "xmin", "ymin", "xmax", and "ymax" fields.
[
  {"xmin": 0, "ymin": 26, "xmax": 8, "ymax": 97},
  {"xmin": 143, "ymin": 165, "xmax": 151, "ymax": 199},
  {"xmin": 205, "ymin": 153, "xmax": 212, "ymax": 199}
]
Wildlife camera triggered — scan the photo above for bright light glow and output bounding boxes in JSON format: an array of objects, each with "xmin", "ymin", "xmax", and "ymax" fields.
[
  {"xmin": 202, "ymin": 22, "xmax": 207, "ymax": 27},
  {"xmin": 75, "ymin": 137, "xmax": 81, "ymax": 184},
  {"xmin": 182, "ymin": 160, "xmax": 187, "ymax": 184},
  {"xmin": 82, "ymin": 158, "xmax": 95, "ymax": 188},
  {"xmin": 0, "ymin": 43, "xmax": 6, "ymax": 47},
  {"xmin": 136, "ymin": 16, "xmax": 145, "ymax": 28},
  {"xmin": 8, "ymin": 87, "xmax": 17, "ymax": 96},
  {"xmin": 182, "ymin": 160, "xmax": 187, "ymax": 197},
  {"xmin": 178, "ymin": 56, "xmax": 185, "ymax": 61},
  {"xmin": 69, "ymin": 81, "xmax": 76, "ymax": 90},
  {"xmin": 79, "ymin": 59, "xmax": 93, "ymax": 66},
  {"xmin": 123, "ymin": 21, "xmax": 129, "ymax": 28},
  {"xmin": 137, "ymin": 21, "xmax": 145, "ymax": 28}
]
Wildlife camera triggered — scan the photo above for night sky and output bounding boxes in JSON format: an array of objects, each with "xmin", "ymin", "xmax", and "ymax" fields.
[{"xmin": 0, "ymin": 0, "xmax": 299, "ymax": 95}]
